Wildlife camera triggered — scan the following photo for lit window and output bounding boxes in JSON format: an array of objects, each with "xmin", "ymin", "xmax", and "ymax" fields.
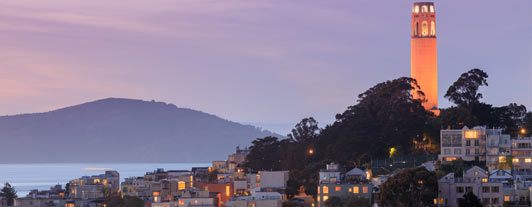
[
  {"xmin": 317, "ymin": 196, "xmax": 320, "ymax": 202},
  {"xmin": 499, "ymin": 156, "xmax": 506, "ymax": 163},
  {"xmin": 465, "ymin": 130, "xmax": 478, "ymax": 138},
  {"xmin": 353, "ymin": 186, "xmax": 359, "ymax": 194},
  {"xmin": 430, "ymin": 21, "xmax": 435, "ymax": 36},
  {"xmin": 194, "ymin": 200, "xmax": 198, "ymax": 204},
  {"xmin": 93, "ymin": 178, "xmax": 100, "ymax": 183},
  {"xmin": 178, "ymin": 181, "xmax": 186, "ymax": 190},
  {"xmin": 414, "ymin": 5, "xmax": 419, "ymax": 13},
  {"xmin": 318, "ymin": 186, "xmax": 320, "ymax": 194},
  {"xmin": 226, "ymin": 185, "xmax": 231, "ymax": 196},
  {"xmin": 525, "ymin": 158, "xmax": 531, "ymax": 163},
  {"xmin": 335, "ymin": 186, "xmax": 341, "ymax": 191},
  {"xmin": 422, "ymin": 21, "xmax": 428, "ymax": 36},
  {"xmin": 179, "ymin": 200, "xmax": 184, "ymax": 205},
  {"xmin": 504, "ymin": 196, "xmax": 510, "ymax": 202},
  {"xmin": 430, "ymin": 5, "xmax": 434, "ymax": 12},
  {"xmin": 422, "ymin": 5, "xmax": 428, "ymax": 12},
  {"xmin": 323, "ymin": 186, "xmax": 328, "ymax": 194},
  {"xmin": 362, "ymin": 186, "xmax": 368, "ymax": 194},
  {"xmin": 323, "ymin": 196, "xmax": 328, "ymax": 202},
  {"xmin": 513, "ymin": 158, "xmax": 519, "ymax": 163},
  {"xmin": 414, "ymin": 22, "xmax": 419, "ymax": 36},
  {"xmin": 482, "ymin": 178, "xmax": 487, "ymax": 183}
]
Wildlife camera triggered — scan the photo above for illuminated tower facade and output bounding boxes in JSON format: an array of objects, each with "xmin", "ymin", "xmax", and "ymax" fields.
[{"xmin": 411, "ymin": 2, "xmax": 438, "ymax": 111}]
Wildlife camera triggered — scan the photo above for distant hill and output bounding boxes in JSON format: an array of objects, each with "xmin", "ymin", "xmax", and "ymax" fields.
[{"xmin": 0, "ymin": 98, "xmax": 280, "ymax": 163}]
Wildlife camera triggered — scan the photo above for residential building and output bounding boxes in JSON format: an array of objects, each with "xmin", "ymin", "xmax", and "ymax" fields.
[
  {"xmin": 151, "ymin": 189, "xmax": 216, "ymax": 207},
  {"xmin": 67, "ymin": 171, "xmax": 119, "ymax": 200},
  {"xmin": 195, "ymin": 182, "xmax": 233, "ymax": 207},
  {"xmin": 257, "ymin": 171, "xmax": 289, "ymax": 190},
  {"xmin": 227, "ymin": 146, "xmax": 249, "ymax": 172},
  {"xmin": 226, "ymin": 188, "xmax": 283, "ymax": 207},
  {"xmin": 0, "ymin": 196, "xmax": 7, "ymax": 207},
  {"xmin": 317, "ymin": 163, "xmax": 373, "ymax": 207},
  {"xmin": 14, "ymin": 198, "xmax": 66, "ymax": 207},
  {"xmin": 512, "ymin": 137, "xmax": 532, "ymax": 177},
  {"xmin": 440, "ymin": 126, "xmax": 512, "ymax": 166},
  {"xmin": 438, "ymin": 166, "xmax": 503, "ymax": 207},
  {"xmin": 486, "ymin": 129, "xmax": 511, "ymax": 169},
  {"xmin": 212, "ymin": 161, "xmax": 228, "ymax": 173}
]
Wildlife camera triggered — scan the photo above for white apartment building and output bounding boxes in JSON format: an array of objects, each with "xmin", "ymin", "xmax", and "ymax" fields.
[
  {"xmin": 440, "ymin": 127, "xmax": 484, "ymax": 162},
  {"xmin": 512, "ymin": 137, "xmax": 532, "ymax": 177},
  {"xmin": 440, "ymin": 127, "xmax": 513, "ymax": 170}
]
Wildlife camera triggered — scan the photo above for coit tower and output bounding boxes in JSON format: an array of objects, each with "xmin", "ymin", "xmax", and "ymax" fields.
[{"xmin": 411, "ymin": 2, "xmax": 438, "ymax": 111}]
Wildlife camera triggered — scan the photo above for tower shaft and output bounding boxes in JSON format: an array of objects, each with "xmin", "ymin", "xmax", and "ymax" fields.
[{"xmin": 411, "ymin": 2, "xmax": 438, "ymax": 111}]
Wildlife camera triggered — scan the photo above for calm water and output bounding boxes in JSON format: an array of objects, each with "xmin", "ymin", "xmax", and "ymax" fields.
[{"xmin": 0, "ymin": 163, "xmax": 210, "ymax": 197}]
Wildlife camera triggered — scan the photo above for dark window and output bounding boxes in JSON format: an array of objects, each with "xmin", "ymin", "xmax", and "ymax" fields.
[{"xmin": 493, "ymin": 198, "xmax": 499, "ymax": 204}]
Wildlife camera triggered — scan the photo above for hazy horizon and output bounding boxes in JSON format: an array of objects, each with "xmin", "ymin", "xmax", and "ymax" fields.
[{"xmin": 1, "ymin": 0, "xmax": 531, "ymax": 135}]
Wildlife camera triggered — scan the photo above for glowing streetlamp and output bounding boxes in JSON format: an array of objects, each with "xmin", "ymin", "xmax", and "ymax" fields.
[{"xmin": 308, "ymin": 149, "xmax": 314, "ymax": 155}]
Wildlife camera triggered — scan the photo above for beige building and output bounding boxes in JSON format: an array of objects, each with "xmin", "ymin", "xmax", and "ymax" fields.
[
  {"xmin": 438, "ymin": 166, "xmax": 503, "ymax": 207},
  {"xmin": 226, "ymin": 189, "xmax": 283, "ymax": 207},
  {"xmin": 440, "ymin": 127, "xmax": 512, "ymax": 169},
  {"xmin": 512, "ymin": 137, "xmax": 532, "ymax": 177}
]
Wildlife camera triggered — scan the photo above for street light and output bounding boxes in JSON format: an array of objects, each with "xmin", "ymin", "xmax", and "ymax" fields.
[
  {"xmin": 308, "ymin": 149, "xmax": 314, "ymax": 155},
  {"xmin": 521, "ymin": 128, "xmax": 526, "ymax": 135}
]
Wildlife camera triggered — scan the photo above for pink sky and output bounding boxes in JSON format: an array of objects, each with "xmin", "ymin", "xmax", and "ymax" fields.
[{"xmin": 1, "ymin": 0, "xmax": 531, "ymax": 133}]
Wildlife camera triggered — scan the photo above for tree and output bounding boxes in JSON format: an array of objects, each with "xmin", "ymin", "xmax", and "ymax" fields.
[
  {"xmin": 345, "ymin": 196, "xmax": 371, "ymax": 207},
  {"xmin": 207, "ymin": 169, "xmax": 219, "ymax": 183},
  {"xmin": 319, "ymin": 77, "xmax": 430, "ymax": 164},
  {"xmin": 243, "ymin": 136, "xmax": 283, "ymax": 171},
  {"xmin": 458, "ymin": 192, "xmax": 483, "ymax": 207},
  {"xmin": 377, "ymin": 167, "xmax": 437, "ymax": 207},
  {"xmin": 0, "ymin": 182, "xmax": 17, "ymax": 206},
  {"xmin": 102, "ymin": 187, "xmax": 144, "ymax": 207},
  {"xmin": 324, "ymin": 196, "xmax": 344, "ymax": 207},
  {"xmin": 523, "ymin": 112, "xmax": 532, "ymax": 137},
  {"xmin": 323, "ymin": 196, "xmax": 371, "ymax": 207},
  {"xmin": 123, "ymin": 196, "xmax": 145, "ymax": 207},
  {"xmin": 288, "ymin": 117, "xmax": 319, "ymax": 143},
  {"xmin": 444, "ymin": 68, "xmax": 488, "ymax": 108}
]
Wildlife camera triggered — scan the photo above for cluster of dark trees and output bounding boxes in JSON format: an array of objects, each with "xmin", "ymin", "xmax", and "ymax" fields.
[
  {"xmin": 102, "ymin": 187, "xmax": 144, "ymax": 207},
  {"xmin": 242, "ymin": 69, "xmax": 532, "ymax": 201},
  {"xmin": 324, "ymin": 196, "xmax": 371, "ymax": 207},
  {"xmin": 0, "ymin": 183, "xmax": 17, "ymax": 206}
]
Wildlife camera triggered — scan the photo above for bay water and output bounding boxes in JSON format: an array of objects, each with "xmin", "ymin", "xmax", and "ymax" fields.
[{"xmin": 0, "ymin": 163, "xmax": 210, "ymax": 197}]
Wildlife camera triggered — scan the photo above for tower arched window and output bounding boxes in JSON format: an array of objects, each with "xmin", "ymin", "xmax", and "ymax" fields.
[
  {"xmin": 422, "ymin": 21, "xmax": 428, "ymax": 36},
  {"xmin": 414, "ymin": 22, "xmax": 419, "ymax": 36},
  {"xmin": 430, "ymin": 21, "xmax": 435, "ymax": 36},
  {"xmin": 414, "ymin": 6, "xmax": 419, "ymax": 13},
  {"xmin": 430, "ymin": 5, "xmax": 435, "ymax": 13},
  {"xmin": 422, "ymin": 5, "xmax": 428, "ymax": 12}
]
